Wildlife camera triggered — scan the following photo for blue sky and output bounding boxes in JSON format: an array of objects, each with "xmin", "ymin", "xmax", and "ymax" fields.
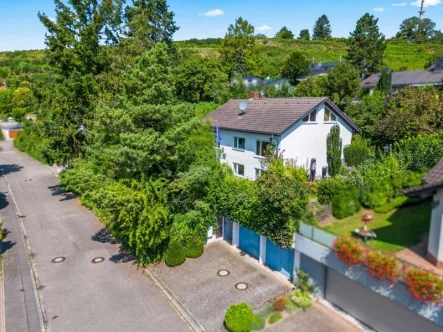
[{"xmin": 1, "ymin": 0, "xmax": 442, "ymax": 51}]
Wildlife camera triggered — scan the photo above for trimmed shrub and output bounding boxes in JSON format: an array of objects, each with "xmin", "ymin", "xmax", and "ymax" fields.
[
  {"xmin": 332, "ymin": 190, "xmax": 361, "ymax": 219},
  {"xmin": 224, "ymin": 302, "xmax": 254, "ymax": 332},
  {"xmin": 268, "ymin": 312, "xmax": 282, "ymax": 324},
  {"xmin": 317, "ymin": 176, "xmax": 351, "ymax": 203},
  {"xmin": 326, "ymin": 125, "xmax": 342, "ymax": 177},
  {"xmin": 344, "ymin": 135, "xmax": 371, "ymax": 167},
  {"xmin": 185, "ymin": 235, "xmax": 204, "ymax": 258},
  {"xmin": 164, "ymin": 240, "xmax": 186, "ymax": 267}
]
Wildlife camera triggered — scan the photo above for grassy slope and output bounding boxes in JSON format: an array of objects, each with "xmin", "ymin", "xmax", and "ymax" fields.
[
  {"xmin": 323, "ymin": 202, "xmax": 432, "ymax": 253},
  {"xmin": 2, "ymin": 40, "xmax": 443, "ymax": 78}
]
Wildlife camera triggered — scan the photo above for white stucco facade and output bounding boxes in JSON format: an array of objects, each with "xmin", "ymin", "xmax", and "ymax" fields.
[
  {"xmin": 428, "ymin": 189, "xmax": 443, "ymax": 264},
  {"xmin": 219, "ymin": 103, "xmax": 354, "ymax": 179}
]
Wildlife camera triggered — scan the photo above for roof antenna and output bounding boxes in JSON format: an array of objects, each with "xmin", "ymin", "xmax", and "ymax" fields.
[{"xmin": 238, "ymin": 100, "xmax": 248, "ymax": 116}]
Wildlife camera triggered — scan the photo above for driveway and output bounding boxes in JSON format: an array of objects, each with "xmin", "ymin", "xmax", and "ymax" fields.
[
  {"xmin": 149, "ymin": 240, "xmax": 292, "ymax": 332},
  {"xmin": 265, "ymin": 301, "xmax": 364, "ymax": 332},
  {"xmin": 0, "ymin": 141, "xmax": 188, "ymax": 332}
]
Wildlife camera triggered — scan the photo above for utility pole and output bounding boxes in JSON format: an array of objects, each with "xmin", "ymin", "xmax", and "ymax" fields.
[{"xmin": 419, "ymin": 0, "xmax": 425, "ymax": 20}]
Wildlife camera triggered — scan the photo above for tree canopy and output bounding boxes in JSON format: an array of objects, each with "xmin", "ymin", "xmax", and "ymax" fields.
[
  {"xmin": 396, "ymin": 17, "xmax": 439, "ymax": 43},
  {"xmin": 313, "ymin": 15, "xmax": 332, "ymax": 40},
  {"xmin": 275, "ymin": 26, "xmax": 294, "ymax": 39},
  {"xmin": 281, "ymin": 52, "xmax": 310, "ymax": 85},
  {"xmin": 298, "ymin": 29, "xmax": 310, "ymax": 41},
  {"xmin": 346, "ymin": 13, "xmax": 386, "ymax": 77}
]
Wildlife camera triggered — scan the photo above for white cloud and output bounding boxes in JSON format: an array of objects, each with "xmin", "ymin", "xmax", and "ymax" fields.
[
  {"xmin": 411, "ymin": 0, "xmax": 441, "ymax": 7},
  {"xmin": 48, "ymin": 17, "xmax": 56, "ymax": 22},
  {"xmin": 201, "ymin": 9, "xmax": 224, "ymax": 17},
  {"xmin": 393, "ymin": 2, "xmax": 407, "ymax": 6},
  {"xmin": 374, "ymin": 7, "xmax": 385, "ymax": 12},
  {"xmin": 257, "ymin": 25, "xmax": 272, "ymax": 32}
]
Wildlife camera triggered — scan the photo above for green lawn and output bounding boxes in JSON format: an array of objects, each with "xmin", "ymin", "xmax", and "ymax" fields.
[{"xmin": 322, "ymin": 202, "xmax": 432, "ymax": 253}]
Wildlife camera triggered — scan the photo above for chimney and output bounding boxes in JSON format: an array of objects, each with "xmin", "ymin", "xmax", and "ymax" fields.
[{"xmin": 249, "ymin": 91, "xmax": 260, "ymax": 99}]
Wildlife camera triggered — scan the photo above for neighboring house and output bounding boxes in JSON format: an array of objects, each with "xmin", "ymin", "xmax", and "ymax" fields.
[
  {"xmin": 362, "ymin": 58, "xmax": 443, "ymax": 94},
  {"xmin": 231, "ymin": 76, "xmax": 289, "ymax": 92},
  {"xmin": 204, "ymin": 97, "xmax": 360, "ymax": 180},
  {"xmin": 299, "ymin": 61, "xmax": 340, "ymax": 81},
  {"xmin": 405, "ymin": 159, "xmax": 443, "ymax": 268}
]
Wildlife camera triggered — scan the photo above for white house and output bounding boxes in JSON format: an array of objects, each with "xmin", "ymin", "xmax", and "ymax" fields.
[
  {"xmin": 406, "ymin": 159, "xmax": 443, "ymax": 268},
  {"xmin": 204, "ymin": 97, "xmax": 360, "ymax": 180}
]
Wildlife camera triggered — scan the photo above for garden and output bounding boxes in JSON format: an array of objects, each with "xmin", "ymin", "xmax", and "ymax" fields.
[{"xmin": 224, "ymin": 270, "xmax": 315, "ymax": 332}]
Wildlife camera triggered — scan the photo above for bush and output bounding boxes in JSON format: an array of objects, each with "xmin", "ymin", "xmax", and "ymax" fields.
[
  {"xmin": 344, "ymin": 135, "xmax": 371, "ymax": 167},
  {"xmin": 317, "ymin": 176, "xmax": 351, "ymax": 203},
  {"xmin": 164, "ymin": 240, "xmax": 186, "ymax": 267},
  {"xmin": 374, "ymin": 196, "xmax": 409, "ymax": 213},
  {"xmin": 290, "ymin": 291, "xmax": 312, "ymax": 310},
  {"xmin": 268, "ymin": 312, "xmax": 282, "ymax": 324},
  {"xmin": 284, "ymin": 299, "xmax": 297, "ymax": 312},
  {"xmin": 395, "ymin": 132, "xmax": 443, "ymax": 171},
  {"xmin": 272, "ymin": 296, "xmax": 288, "ymax": 312},
  {"xmin": 224, "ymin": 303, "xmax": 254, "ymax": 332},
  {"xmin": 332, "ymin": 190, "xmax": 361, "ymax": 219},
  {"xmin": 360, "ymin": 179, "xmax": 393, "ymax": 208},
  {"xmin": 326, "ymin": 125, "xmax": 342, "ymax": 177},
  {"xmin": 185, "ymin": 235, "xmax": 204, "ymax": 258}
]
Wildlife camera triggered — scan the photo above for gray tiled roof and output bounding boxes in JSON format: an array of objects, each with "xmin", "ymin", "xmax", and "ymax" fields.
[
  {"xmin": 362, "ymin": 70, "xmax": 443, "ymax": 89},
  {"xmin": 405, "ymin": 159, "xmax": 443, "ymax": 195},
  {"xmin": 203, "ymin": 98, "xmax": 359, "ymax": 135}
]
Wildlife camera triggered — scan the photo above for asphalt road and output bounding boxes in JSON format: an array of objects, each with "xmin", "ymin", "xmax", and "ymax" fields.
[{"xmin": 0, "ymin": 141, "xmax": 189, "ymax": 332}]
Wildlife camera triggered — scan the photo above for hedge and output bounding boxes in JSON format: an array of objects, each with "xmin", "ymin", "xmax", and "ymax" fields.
[
  {"xmin": 185, "ymin": 235, "xmax": 204, "ymax": 258},
  {"xmin": 164, "ymin": 240, "xmax": 186, "ymax": 267},
  {"xmin": 332, "ymin": 190, "xmax": 361, "ymax": 219},
  {"xmin": 224, "ymin": 303, "xmax": 254, "ymax": 332}
]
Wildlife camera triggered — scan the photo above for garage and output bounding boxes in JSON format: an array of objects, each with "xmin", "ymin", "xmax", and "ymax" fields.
[
  {"xmin": 265, "ymin": 238, "xmax": 294, "ymax": 279},
  {"xmin": 325, "ymin": 268, "xmax": 443, "ymax": 332},
  {"xmin": 239, "ymin": 226, "xmax": 260, "ymax": 259}
]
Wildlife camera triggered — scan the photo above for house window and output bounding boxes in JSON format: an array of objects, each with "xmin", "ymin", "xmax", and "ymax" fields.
[
  {"xmin": 233, "ymin": 163, "xmax": 245, "ymax": 177},
  {"xmin": 234, "ymin": 137, "xmax": 246, "ymax": 150},
  {"xmin": 324, "ymin": 107, "xmax": 337, "ymax": 122},
  {"xmin": 303, "ymin": 110, "xmax": 317, "ymax": 122},
  {"xmin": 255, "ymin": 168, "xmax": 262, "ymax": 179},
  {"xmin": 256, "ymin": 141, "xmax": 270, "ymax": 156}
]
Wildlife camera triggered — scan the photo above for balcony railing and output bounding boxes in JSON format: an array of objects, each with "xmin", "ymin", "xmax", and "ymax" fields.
[{"xmin": 298, "ymin": 222, "xmax": 443, "ymax": 281}]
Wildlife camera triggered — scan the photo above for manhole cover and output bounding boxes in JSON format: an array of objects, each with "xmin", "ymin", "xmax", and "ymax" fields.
[
  {"xmin": 217, "ymin": 269, "xmax": 230, "ymax": 277},
  {"xmin": 51, "ymin": 257, "xmax": 66, "ymax": 263},
  {"xmin": 235, "ymin": 282, "xmax": 248, "ymax": 290},
  {"xmin": 91, "ymin": 257, "xmax": 105, "ymax": 264}
]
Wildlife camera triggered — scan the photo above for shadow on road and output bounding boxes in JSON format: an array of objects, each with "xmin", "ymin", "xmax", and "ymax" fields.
[
  {"xmin": 91, "ymin": 228, "xmax": 118, "ymax": 245},
  {"xmin": 47, "ymin": 184, "xmax": 76, "ymax": 201},
  {"xmin": 0, "ymin": 240, "xmax": 15, "ymax": 254},
  {"xmin": 110, "ymin": 248, "xmax": 136, "ymax": 264},
  {"xmin": 0, "ymin": 164, "xmax": 24, "ymax": 176},
  {"xmin": 0, "ymin": 192, "xmax": 9, "ymax": 210}
]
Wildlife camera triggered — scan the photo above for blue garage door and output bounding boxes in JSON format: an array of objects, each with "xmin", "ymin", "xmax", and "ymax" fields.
[
  {"xmin": 223, "ymin": 218, "xmax": 233, "ymax": 243},
  {"xmin": 265, "ymin": 239, "xmax": 295, "ymax": 279},
  {"xmin": 239, "ymin": 226, "xmax": 260, "ymax": 259}
]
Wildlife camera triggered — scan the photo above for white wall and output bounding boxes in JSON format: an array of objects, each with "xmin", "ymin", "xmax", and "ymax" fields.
[
  {"xmin": 219, "ymin": 129, "xmax": 274, "ymax": 180},
  {"xmin": 279, "ymin": 103, "xmax": 353, "ymax": 176},
  {"xmin": 429, "ymin": 189, "xmax": 443, "ymax": 262}
]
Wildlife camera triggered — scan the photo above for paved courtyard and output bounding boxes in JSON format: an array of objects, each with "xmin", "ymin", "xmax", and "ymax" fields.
[
  {"xmin": 149, "ymin": 240, "xmax": 291, "ymax": 332},
  {"xmin": 264, "ymin": 301, "xmax": 363, "ymax": 332}
]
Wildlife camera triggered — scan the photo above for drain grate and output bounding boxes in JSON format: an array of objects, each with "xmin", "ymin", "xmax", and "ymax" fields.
[
  {"xmin": 51, "ymin": 257, "xmax": 66, "ymax": 263},
  {"xmin": 217, "ymin": 269, "xmax": 230, "ymax": 277},
  {"xmin": 235, "ymin": 282, "xmax": 248, "ymax": 290},
  {"xmin": 91, "ymin": 257, "xmax": 105, "ymax": 264}
]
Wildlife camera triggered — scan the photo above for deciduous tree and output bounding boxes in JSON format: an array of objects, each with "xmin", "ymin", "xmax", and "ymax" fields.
[
  {"xmin": 298, "ymin": 29, "xmax": 310, "ymax": 41},
  {"xmin": 326, "ymin": 62, "xmax": 361, "ymax": 106},
  {"xmin": 281, "ymin": 52, "xmax": 310, "ymax": 85},
  {"xmin": 275, "ymin": 26, "xmax": 294, "ymax": 39}
]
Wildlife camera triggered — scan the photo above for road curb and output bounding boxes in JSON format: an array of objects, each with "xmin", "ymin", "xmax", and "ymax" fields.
[
  {"xmin": 144, "ymin": 266, "xmax": 205, "ymax": 332},
  {"xmin": 2, "ymin": 174, "xmax": 46, "ymax": 332}
]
